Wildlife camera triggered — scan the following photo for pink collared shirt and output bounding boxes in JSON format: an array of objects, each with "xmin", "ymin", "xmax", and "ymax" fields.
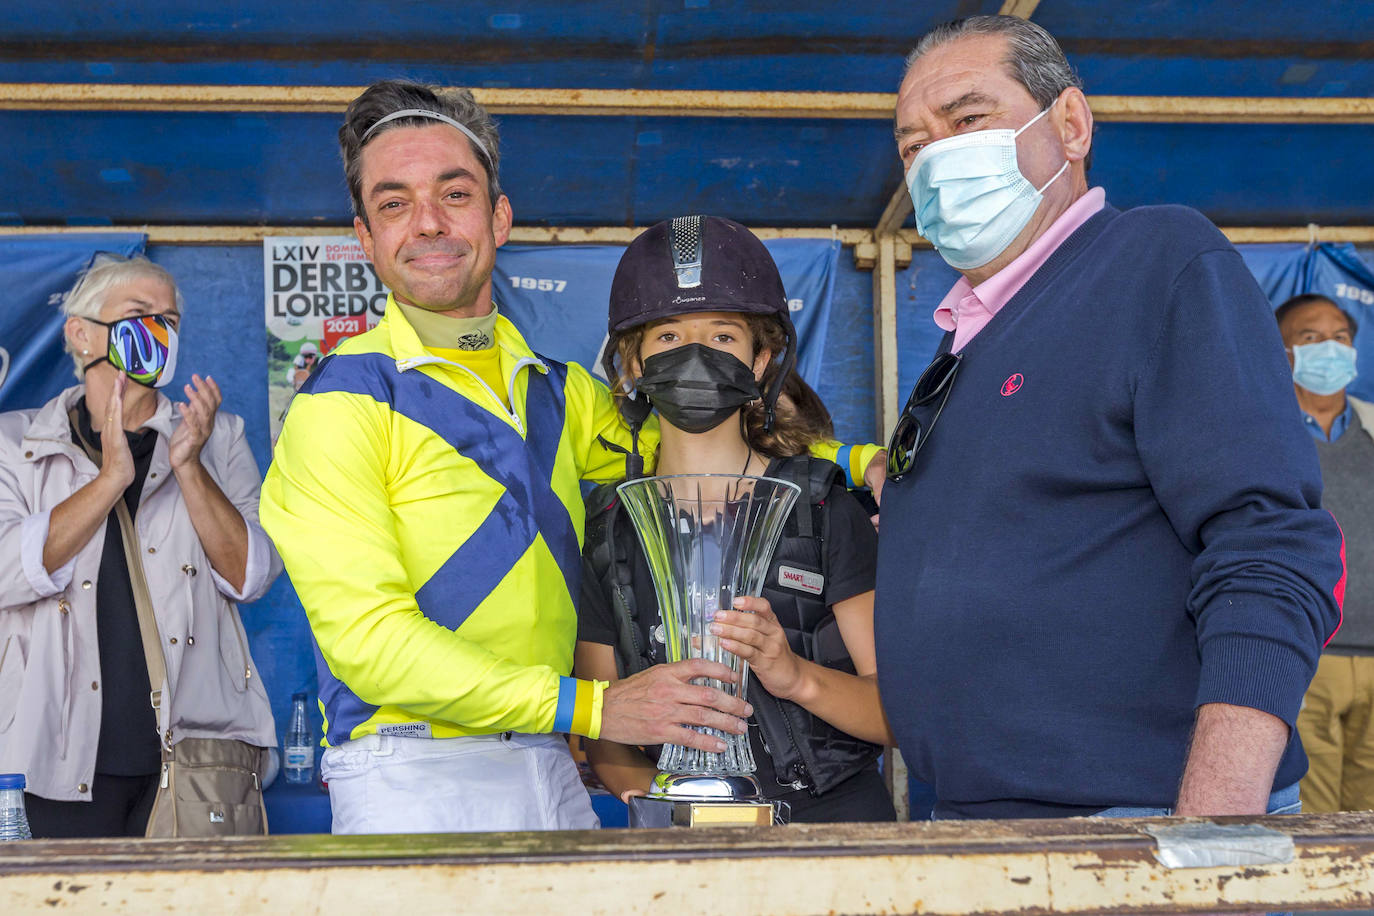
[{"xmin": 934, "ymin": 187, "xmax": 1107, "ymax": 353}]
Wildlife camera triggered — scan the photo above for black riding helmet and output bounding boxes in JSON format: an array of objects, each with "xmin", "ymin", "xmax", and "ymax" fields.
[{"xmin": 603, "ymin": 215, "xmax": 799, "ymax": 434}]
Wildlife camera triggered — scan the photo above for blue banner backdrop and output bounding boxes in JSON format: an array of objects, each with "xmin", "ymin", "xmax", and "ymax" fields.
[
  {"xmin": 492, "ymin": 239, "xmax": 840, "ymax": 389},
  {"xmin": 1238, "ymin": 242, "xmax": 1374, "ymax": 404},
  {"xmin": 0, "ymin": 234, "xmax": 843, "ymax": 801},
  {"xmin": 4, "ymin": 234, "xmax": 1373, "ymax": 828},
  {"xmin": 0, "ymin": 234, "xmax": 146, "ymax": 412},
  {"xmin": 1306, "ymin": 244, "xmax": 1374, "ymax": 407},
  {"xmin": 894, "ymin": 242, "xmax": 1374, "ymax": 408}
]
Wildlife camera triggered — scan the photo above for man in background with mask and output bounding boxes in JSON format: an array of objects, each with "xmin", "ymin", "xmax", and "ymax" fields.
[
  {"xmin": 875, "ymin": 15, "xmax": 1344, "ymax": 820},
  {"xmin": 1277, "ymin": 293, "xmax": 1374, "ymax": 813}
]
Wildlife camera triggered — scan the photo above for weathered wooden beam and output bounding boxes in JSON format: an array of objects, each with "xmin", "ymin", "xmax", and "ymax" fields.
[
  {"xmin": 1221, "ymin": 225, "xmax": 1374, "ymax": 244},
  {"xmin": 871, "ymin": 197, "xmax": 1374, "ymax": 254},
  {"xmin": 1089, "ymin": 94, "xmax": 1374, "ymax": 123},
  {"xmin": 875, "ymin": 180, "xmax": 915, "ymax": 238},
  {"xmin": 1, "ymin": 84, "xmax": 1372, "ymax": 123},
  {"xmin": 3, "ymin": 224, "xmax": 1373, "ymax": 248},
  {"xmin": 1, "ymin": 813, "xmax": 1371, "ymax": 914},
  {"xmin": 0, "ymin": 84, "xmax": 893, "ymax": 119},
  {"xmin": 0, "ymin": 224, "xmax": 878, "ymax": 246},
  {"xmin": 0, "ymin": 223, "xmax": 1370, "ymax": 250},
  {"xmin": 872, "ymin": 235, "xmax": 902, "ymax": 442},
  {"xmin": 998, "ymin": 0, "xmax": 1043, "ymax": 19},
  {"xmin": 882, "ymin": 746, "xmax": 911, "ymax": 822}
]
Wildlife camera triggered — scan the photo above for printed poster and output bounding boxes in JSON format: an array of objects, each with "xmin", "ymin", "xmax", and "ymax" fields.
[
  {"xmin": 264, "ymin": 235, "xmax": 389, "ymax": 440},
  {"xmin": 263, "ymin": 235, "xmax": 842, "ymax": 438}
]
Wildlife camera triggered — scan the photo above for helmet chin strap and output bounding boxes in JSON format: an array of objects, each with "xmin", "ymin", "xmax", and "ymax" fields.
[
  {"xmin": 602, "ymin": 347, "xmax": 651, "ymax": 479},
  {"xmin": 760, "ymin": 322, "xmax": 797, "ymax": 433}
]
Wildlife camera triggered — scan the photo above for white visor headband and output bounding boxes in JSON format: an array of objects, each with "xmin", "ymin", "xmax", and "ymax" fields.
[{"xmin": 360, "ymin": 108, "xmax": 493, "ymax": 169}]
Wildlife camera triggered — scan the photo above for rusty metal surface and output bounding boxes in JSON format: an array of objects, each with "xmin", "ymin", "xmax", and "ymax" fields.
[
  {"xmin": 1, "ymin": 813, "xmax": 1371, "ymax": 914},
  {"xmin": 0, "ymin": 816, "xmax": 1177, "ymax": 870}
]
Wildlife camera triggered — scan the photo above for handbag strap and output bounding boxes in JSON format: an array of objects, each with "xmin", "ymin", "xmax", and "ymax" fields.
[{"xmin": 70, "ymin": 408, "xmax": 172, "ymax": 752}]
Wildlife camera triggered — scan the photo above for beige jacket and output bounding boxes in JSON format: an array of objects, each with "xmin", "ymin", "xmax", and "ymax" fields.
[{"xmin": 0, "ymin": 386, "xmax": 279, "ymax": 800}]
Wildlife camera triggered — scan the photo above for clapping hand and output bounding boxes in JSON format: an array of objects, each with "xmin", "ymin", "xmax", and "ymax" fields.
[
  {"xmin": 97, "ymin": 373, "xmax": 136, "ymax": 490},
  {"xmin": 169, "ymin": 374, "xmax": 221, "ymax": 471}
]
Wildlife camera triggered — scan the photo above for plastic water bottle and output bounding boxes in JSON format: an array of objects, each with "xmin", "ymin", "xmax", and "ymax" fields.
[
  {"xmin": 283, "ymin": 693, "xmax": 314, "ymax": 786},
  {"xmin": 0, "ymin": 773, "xmax": 32, "ymax": 840}
]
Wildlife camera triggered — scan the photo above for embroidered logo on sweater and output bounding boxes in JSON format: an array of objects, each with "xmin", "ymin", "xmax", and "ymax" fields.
[
  {"xmin": 778, "ymin": 565, "xmax": 824, "ymax": 595},
  {"xmin": 455, "ymin": 331, "xmax": 492, "ymax": 350},
  {"xmin": 1001, "ymin": 373, "xmax": 1024, "ymax": 397}
]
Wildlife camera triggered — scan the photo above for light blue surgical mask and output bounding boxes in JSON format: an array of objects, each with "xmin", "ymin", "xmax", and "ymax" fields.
[
  {"xmin": 1291, "ymin": 339, "xmax": 1357, "ymax": 396},
  {"xmin": 905, "ymin": 103, "xmax": 1069, "ymax": 271}
]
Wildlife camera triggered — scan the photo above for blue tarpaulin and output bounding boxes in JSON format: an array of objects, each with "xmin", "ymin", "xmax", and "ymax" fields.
[
  {"xmin": 1, "ymin": 2, "xmax": 1371, "ymax": 230},
  {"xmin": 493, "ymin": 238, "xmax": 840, "ymax": 389},
  {"xmin": 0, "ymin": 235, "xmax": 844, "ymax": 762},
  {"xmin": 1241, "ymin": 242, "xmax": 1374, "ymax": 403},
  {"xmin": 1306, "ymin": 244, "xmax": 1374, "ymax": 405},
  {"xmin": 5, "ymin": 234, "xmax": 1374, "ymax": 828},
  {"xmin": 0, "ymin": 234, "xmax": 145, "ymax": 413},
  {"xmin": 891, "ymin": 241, "xmax": 1374, "ymax": 404}
]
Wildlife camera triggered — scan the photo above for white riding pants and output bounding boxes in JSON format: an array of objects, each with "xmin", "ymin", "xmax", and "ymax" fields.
[{"xmin": 321, "ymin": 731, "xmax": 599, "ymax": 834}]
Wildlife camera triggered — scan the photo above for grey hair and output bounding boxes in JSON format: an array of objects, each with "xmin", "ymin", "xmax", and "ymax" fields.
[
  {"xmin": 61, "ymin": 253, "xmax": 183, "ymax": 379},
  {"xmin": 904, "ymin": 15, "xmax": 1084, "ymax": 110},
  {"xmin": 339, "ymin": 79, "xmax": 502, "ymax": 227}
]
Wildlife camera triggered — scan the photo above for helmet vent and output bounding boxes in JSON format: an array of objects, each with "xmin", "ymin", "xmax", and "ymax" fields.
[{"xmin": 669, "ymin": 215, "xmax": 703, "ymax": 289}]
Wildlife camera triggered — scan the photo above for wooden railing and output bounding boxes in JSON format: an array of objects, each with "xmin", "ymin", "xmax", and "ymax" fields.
[{"xmin": 2, "ymin": 812, "xmax": 1372, "ymax": 914}]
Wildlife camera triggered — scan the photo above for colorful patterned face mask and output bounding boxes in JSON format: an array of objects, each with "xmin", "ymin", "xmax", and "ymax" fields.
[{"xmin": 83, "ymin": 314, "xmax": 180, "ymax": 388}]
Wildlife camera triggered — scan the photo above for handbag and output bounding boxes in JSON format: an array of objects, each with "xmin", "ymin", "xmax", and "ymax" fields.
[
  {"xmin": 142, "ymin": 734, "xmax": 269, "ymax": 838},
  {"xmin": 73, "ymin": 411, "xmax": 270, "ymax": 837}
]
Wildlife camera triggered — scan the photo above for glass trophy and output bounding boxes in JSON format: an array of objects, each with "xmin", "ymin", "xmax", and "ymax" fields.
[{"xmin": 615, "ymin": 473, "xmax": 800, "ymax": 827}]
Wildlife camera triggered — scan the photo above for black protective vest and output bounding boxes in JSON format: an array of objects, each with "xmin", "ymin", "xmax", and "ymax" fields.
[{"xmin": 583, "ymin": 456, "xmax": 882, "ymax": 796}]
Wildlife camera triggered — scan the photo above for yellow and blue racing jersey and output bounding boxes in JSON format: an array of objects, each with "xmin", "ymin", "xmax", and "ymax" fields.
[
  {"xmin": 261, "ymin": 299, "xmax": 627, "ymax": 746},
  {"xmin": 813, "ymin": 439, "xmax": 882, "ymax": 493},
  {"xmin": 261, "ymin": 297, "xmax": 882, "ymax": 748}
]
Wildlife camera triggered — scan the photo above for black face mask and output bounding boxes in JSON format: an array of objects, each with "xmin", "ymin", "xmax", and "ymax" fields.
[{"xmin": 634, "ymin": 343, "xmax": 761, "ymax": 433}]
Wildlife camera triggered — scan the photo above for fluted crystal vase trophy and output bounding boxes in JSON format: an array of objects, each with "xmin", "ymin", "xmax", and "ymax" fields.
[{"xmin": 616, "ymin": 474, "xmax": 799, "ymax": 828}]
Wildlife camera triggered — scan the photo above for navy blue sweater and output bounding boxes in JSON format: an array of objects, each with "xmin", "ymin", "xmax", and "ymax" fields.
[{"xmin": 875, "ymin": 204, "xmax": 1345, "ymax": 819}]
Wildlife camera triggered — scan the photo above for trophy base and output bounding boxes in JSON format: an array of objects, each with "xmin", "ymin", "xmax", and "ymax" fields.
[{"xmin": 627, "ymin": 773, "xmax": 780, "ymax": 828}]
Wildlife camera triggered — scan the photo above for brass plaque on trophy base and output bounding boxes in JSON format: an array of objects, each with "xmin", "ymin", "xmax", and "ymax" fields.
[{"xmin": 628, "ymin": 795, "xmax": 775, "ymax": 828}]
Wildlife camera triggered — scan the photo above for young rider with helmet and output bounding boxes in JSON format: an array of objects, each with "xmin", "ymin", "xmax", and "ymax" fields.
[{"xmin": 576, "ymin": 216, "xmax": 896, "ymax": 822}]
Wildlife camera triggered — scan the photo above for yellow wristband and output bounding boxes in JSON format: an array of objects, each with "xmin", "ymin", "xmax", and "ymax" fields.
[
  {"xmin": 583, "ymin": 679, "xmax": 607, "ymax": 741},
  {"xmin": 852, "ymin": 443, "xmax": 883, "ymax": 488}
]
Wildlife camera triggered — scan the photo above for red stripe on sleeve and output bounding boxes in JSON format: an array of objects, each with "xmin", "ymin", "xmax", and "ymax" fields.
[{"xmin": 1326, "ymin": 510, "xmax": 1346, "ymax": 647}]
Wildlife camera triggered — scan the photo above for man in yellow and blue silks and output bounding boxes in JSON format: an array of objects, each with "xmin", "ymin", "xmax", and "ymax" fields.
[{"xmin": 261, "ymin": 80, "xmax": 884, "ymax": 834}]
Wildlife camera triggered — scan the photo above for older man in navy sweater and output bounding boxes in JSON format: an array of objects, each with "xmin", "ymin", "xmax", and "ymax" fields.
[{"xmin": 877, "ymin": 15, "xmax": 1345, "ymax": 820}]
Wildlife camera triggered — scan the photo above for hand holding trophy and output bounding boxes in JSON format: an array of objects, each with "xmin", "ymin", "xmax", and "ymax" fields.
[{"xmin": 616, "ymin": 472, "xmax": 799, "ymax": 828}]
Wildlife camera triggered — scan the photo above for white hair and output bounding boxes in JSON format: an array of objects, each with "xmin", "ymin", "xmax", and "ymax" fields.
[{"xmin": 61, "ymin": 253, "xmax": 183, "ymax": 379}]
